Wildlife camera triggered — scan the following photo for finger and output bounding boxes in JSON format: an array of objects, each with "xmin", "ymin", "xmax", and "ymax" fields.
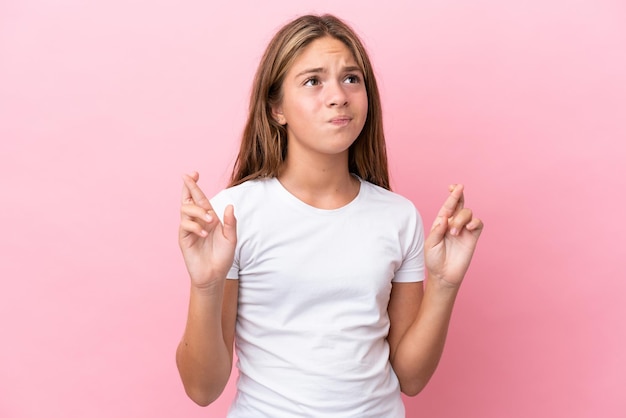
[
  {"xmin": 456, "ymin": 190, "xmax": 464, "ymax": 213},
  {"xmin": 448, "ymin": 208, "xmax": 473, "ymax": 236},
  {"xmin": 222, "ymin": 205, "xmax": 237, "ymax": 243},
  {"xmin": 182, "ymin": 173, "xmax": 212, "ymax": 210},
  {"xmin": 181, "ymin": 172, "xmax": 200, "ymax": 205},
  {"xmin": 425, "ymin": 215, "xmax": 448, "ymax": 248},
  {"xmin": 437, "ymin": 184, "xmax": 464, "ymax": 219},
  {"xmin": 179, "ymin": 218, "xmax": 208, "ymax": 238},
  {"xmin": 180, "ymin": 204, "xmax": 216, "ymax": 224},
  {"xmin": 181, "ymin": 179, "xmax": 193, "ymax": 205},
  {"xmin": 466, "ymin": 217, "xmax": 484, "ymax": 234},
  {"xmin": 447, "ymin": 184, "xmax": 465, "ymax": 214}
]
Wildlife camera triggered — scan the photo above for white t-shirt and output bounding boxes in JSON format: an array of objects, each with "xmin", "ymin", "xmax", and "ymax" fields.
[{"xmin": 210, "ymin": 177, "xmax": 425, "ymax": 417}]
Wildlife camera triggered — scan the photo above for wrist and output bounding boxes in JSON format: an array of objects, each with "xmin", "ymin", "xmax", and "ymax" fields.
[
  {"xmin": 425, "ymin": 274, "xmax": 461, "ymax": 296},
  {"xmin": 190, "ymin": 278, "xmax": 225, "ymax": 297}
]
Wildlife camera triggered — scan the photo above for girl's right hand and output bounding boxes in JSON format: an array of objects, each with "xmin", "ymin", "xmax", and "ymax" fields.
[{"xmin": 178, "ymin": 172, "xmax": 237, "ymax": 290}]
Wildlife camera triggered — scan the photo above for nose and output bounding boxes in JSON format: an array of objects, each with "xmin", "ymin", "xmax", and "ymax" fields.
[{"xmin": 326, "ymin": 81, "xmax": 348, "ymax": 107}]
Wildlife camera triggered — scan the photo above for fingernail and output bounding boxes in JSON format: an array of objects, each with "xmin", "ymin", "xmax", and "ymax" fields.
[
  {"xmin": 450, "ymin": 227, "xmax": 459, "ymax": 236},
  {"xmin": 200, "ymin": 230, "xmax": 208, "ymax": 237},
  {"xmin": 206, "ymin": 213, "xmax": 213, "ymax": 221}
]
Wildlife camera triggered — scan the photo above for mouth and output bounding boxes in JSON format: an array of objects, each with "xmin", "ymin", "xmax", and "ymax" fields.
[{"xmin": 329, "ymin": 116, "xmax": 352, "ymax": 125}]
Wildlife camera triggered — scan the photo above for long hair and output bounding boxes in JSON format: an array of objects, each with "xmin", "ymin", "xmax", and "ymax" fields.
[{"xmin": 229, "ymin": 14, "xmax": 390, "ymax": 190}]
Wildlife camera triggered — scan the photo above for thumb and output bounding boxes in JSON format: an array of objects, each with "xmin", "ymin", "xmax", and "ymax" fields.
[
  {"xmin": 222, "ymin": 204, "xmax": 237, "ymax": 243},
  {"xmin": 425, "ymin": 216, "xmax": 447, "ymax": 249}
]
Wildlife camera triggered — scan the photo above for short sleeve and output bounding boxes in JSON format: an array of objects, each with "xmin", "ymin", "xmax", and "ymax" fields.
[{"xmin": 391, "ymin": 204, "xmax": 425, "ymax": 283}]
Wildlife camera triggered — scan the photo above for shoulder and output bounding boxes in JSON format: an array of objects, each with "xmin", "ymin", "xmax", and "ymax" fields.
[
  {"xmin": 211, "ymin": 178, "xmax": 266, "ymax": 201},
  {"xmin": 358, "ymin": 180, "xmax": 424, "ymax": 235},
  {"xmin": 209, "ymin": 178, "xmax": 275, "ymax": 220},
  {"xmin": 359, "ymin": 180, "xmax": 419, "ymax": 215}
]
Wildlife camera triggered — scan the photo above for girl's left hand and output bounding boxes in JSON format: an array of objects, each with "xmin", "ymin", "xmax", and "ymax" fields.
[{"xmin": 424, "ymin": 184, "xmax": 484, "ymax": 288}]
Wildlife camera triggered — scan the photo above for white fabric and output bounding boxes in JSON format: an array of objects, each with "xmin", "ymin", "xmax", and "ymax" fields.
[{"xmin": 210, "ymin": 177, "xmax": 425, "ymax": 418}]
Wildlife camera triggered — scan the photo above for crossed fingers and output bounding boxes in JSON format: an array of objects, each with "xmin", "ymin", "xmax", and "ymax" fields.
[
  {"xmin": 180, "ymin": 172, "xmax": 216, "ymax": 238},
  {"xmin": 182, "ymin": 172, "xmax": 212, "ymax": 209},
  {"xmin": 437, "ymin": 184, "xmax": 481, "ymax": 236}
]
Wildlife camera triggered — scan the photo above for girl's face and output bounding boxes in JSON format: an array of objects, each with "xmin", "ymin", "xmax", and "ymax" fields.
[{"xmin": 273, "ymin": 36, "xmax": 368, "ymax": 162}]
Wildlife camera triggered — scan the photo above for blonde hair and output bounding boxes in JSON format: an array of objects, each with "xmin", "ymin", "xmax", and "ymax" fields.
[{"xmin": 229, "ymin": 14, "xmax": 390, "ymax": 190}]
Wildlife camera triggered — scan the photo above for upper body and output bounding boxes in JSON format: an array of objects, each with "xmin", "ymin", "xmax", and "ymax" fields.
[
  {"xmin": 175, "ymin": 13, "xmax": 483, "ymax": 418},
  {"xmin": 210, "ymin": 177, "xmax": 424, "ymax": 416}
]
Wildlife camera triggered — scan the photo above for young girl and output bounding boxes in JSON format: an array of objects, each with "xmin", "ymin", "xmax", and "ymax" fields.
[{"xmin": 176, "ymin": 14, "xmax": 483, "ymax": 417}]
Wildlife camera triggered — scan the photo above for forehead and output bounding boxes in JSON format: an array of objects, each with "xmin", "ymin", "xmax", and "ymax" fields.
[{"xmin": 289, "ymin": 36, "xmax": 360, "ymax": 71}]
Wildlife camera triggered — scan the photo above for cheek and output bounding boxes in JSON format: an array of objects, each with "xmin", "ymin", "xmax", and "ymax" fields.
[
  {"xmin": 355, "ymin": 86, "xmax": 368, "ymax": 106},
  {"xmin": 357, "ymin": 92, "xmax": 369, "ymax": 119},
  {"xmin": 357, "ymin": 95, "xmax": 369, "ymax": 131},
  {"xmin": 286, "ymin": 93, "xmax": 317, "ymax": 113},
  {"xmin": 288, "ymin": 101, "xmax": 313, "ymax": 124}
]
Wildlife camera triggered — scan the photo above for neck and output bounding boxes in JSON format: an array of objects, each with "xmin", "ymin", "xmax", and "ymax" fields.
[{"xmin": 277, "ymin": 151, "xmax": 359, "ymax": 209}]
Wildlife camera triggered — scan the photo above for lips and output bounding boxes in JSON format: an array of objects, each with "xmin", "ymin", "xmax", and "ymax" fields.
[{"xmin": 329, "ymin": 115, "xmax": 352, "ymax": 124}]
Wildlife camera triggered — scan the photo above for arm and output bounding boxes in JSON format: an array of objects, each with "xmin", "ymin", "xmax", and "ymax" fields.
[
  {"xmin": 388, "ymin": 184, "xmax": 483, "ymax": 396},
  {"xmin": 387, "ymin": 279, "xmax": 459, "ymax": 396},
  {"xmin": 176, "ymin": 279, "xmax": 238, "ymax": 406},
  {"xmin": 175, "ymin": 172, "xmax": 238, "ymax": 406}
]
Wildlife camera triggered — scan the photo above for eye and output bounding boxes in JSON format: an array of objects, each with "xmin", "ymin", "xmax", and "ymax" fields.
[
  {"xmin": 303, "ymin": 77, "xmax": 320, "ymax": 87},
  {"xmin": 344, "ymin": 74, "xmax": 361, "ymax": 84}
]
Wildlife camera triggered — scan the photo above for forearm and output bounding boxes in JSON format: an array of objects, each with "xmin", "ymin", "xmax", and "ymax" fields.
[
  {"xmin": 176, "ymin": 280, "xmax": 232, "ymax": 406},
  {"xmin": 390, "ymin": 280, "xmax": 459, "ymax": 396}
]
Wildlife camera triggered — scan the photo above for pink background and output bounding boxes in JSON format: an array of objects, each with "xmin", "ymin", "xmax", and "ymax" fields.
[{"xmin": 1, "ymin": 0, "xmax": 624, "ymax": 417}]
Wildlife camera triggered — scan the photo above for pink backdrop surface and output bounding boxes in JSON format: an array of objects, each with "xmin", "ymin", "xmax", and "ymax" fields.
[{"xmin": 1, "ymin": 0, "xmax": 624, "ymax": 417}]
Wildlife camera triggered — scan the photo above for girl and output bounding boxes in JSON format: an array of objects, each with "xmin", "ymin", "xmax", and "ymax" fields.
[{"xmin": 176, "ymin": 14, "xmax": 483, "ymax": 417}]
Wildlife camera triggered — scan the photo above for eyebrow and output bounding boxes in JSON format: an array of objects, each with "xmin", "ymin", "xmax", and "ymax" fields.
[{"xmin": 294, "ymin": 65, "xmax": 363, "ymax": 78}]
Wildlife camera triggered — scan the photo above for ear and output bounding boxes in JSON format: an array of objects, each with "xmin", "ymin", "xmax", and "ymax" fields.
[{"xmin": 271, "ymin": 105, "xmax": 287, "ymax": 126}]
